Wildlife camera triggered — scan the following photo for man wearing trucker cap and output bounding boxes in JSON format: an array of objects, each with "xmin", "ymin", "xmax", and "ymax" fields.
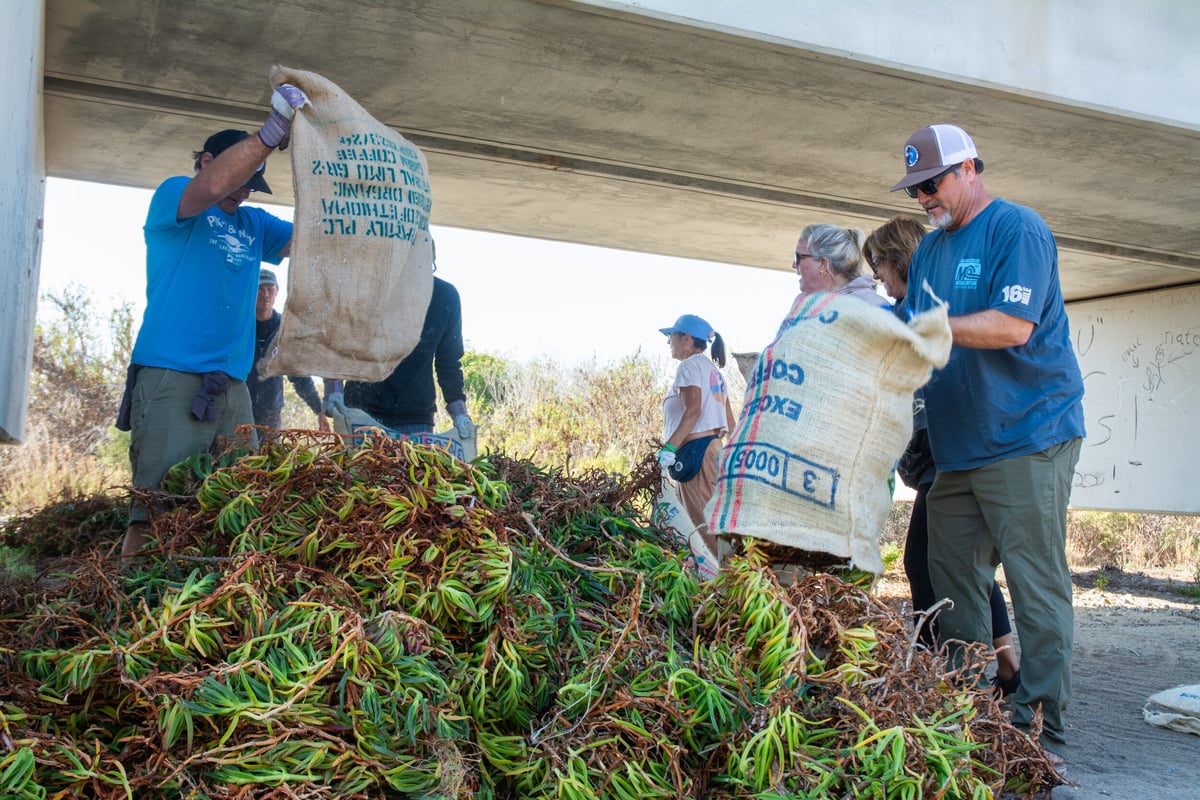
[
  {"xmin": 118, "ymin": 84, "xmax": 311, "ymax": 558},
  {"xmin": 890, "ymin": 124, "xmax": 1085, "ymax": 769}
]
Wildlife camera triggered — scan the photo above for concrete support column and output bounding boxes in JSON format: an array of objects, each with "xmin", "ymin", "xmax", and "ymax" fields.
[{"xmin": 1, "ymin": 1, "xmax": 46, "ymax": 444}]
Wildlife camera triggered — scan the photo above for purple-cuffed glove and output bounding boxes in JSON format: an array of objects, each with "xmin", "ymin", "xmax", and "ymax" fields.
[{"xmin": 258, "ymin": 84, "xmax": 311, "ymax": 149}]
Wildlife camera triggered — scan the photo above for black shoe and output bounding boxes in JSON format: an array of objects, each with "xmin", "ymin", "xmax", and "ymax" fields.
[{"xmin": 992, "ymin": 669, "xmax": 1021, "ymax": 697}]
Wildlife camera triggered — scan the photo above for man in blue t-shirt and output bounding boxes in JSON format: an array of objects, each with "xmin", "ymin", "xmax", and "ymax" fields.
[
  {"xmin": 890, "ymin": 124, "xmax": 1085, "ymax": 768},
  {"xmin": 118, "ymin": 85, "xmax": 311, "ymax": 558}
]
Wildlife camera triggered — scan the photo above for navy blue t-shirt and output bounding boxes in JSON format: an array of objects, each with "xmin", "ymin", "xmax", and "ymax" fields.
[{"xmin": 905, "ymin": 199, "xmax": 1085, "ymax": 471}]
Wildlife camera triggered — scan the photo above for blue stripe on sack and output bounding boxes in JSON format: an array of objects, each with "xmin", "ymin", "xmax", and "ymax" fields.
[{"xmin": 714, "ymin": 292, "xmax": 837, "ymax": 530}]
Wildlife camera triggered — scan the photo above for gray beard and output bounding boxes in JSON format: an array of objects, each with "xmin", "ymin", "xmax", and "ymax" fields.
[{"xmin": 929, "ymin": 210, "xmax": 954, "ymax": 230}]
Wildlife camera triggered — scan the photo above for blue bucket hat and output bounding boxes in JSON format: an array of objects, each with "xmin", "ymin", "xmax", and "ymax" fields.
[{"xmin": 659, "ymin": 314, "xmax": 713, "ymax": 341}]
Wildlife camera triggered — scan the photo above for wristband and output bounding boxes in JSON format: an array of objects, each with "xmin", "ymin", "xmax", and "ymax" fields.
[{"xmin": 661, "ymin": 444, "xmax": 676, "ymax": 452}]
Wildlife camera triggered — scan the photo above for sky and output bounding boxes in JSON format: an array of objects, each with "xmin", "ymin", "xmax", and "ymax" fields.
[{"xmin": 38, "ymin": 177, "xmax": 800, "ymax": 373}]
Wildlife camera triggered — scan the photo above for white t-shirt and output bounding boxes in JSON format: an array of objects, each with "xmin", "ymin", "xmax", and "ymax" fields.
[{"xmin": 663, "ymin": 354, "xmax": 730, "ymax": 440}]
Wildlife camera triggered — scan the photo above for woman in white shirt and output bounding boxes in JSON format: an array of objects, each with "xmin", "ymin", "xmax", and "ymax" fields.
[{"xmin": 657, "ymin": 314, "xmax": 736, "ymax": 554}]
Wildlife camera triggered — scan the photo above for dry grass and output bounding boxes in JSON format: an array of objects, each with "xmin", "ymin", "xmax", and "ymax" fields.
[
  {"xmin": 881, "ymin": 499, "xmax": 1200, "ymax": 573},
  {"xmin": 1067, "ymin": 509, "xmax": 1200, "ymax": 570},
  {"xmin": 0, "ymin": 423, "xmax": 127, "ymax": 516}
]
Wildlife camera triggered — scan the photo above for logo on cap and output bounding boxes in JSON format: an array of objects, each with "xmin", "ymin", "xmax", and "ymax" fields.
[{"xmin": 904, "ymin": 145, "xmax": 919, "ymax": 168}]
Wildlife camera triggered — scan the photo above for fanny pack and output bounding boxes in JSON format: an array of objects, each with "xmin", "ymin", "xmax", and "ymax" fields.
[
  {"xmin": 669, "ymin": 435, "xmax": 718, "ymax": 483},
  {"xmin": 897, "ymin": 428, "xmax": 935, "ymax": 490}
]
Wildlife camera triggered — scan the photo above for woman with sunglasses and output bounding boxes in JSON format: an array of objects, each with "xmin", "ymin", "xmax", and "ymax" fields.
[
  {"xmin": 791, "ymin": 223, "xmax": 890, "ymax": 309},
  {"xmin": 866, "ymin": 215, "xmax": 1021, "ymax": 697}
]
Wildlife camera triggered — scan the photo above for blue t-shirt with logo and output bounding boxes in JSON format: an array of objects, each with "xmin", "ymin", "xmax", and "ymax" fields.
[
  {"xmin": 131, "ymin": 176, "xmax": 293, "ymax": 380},
  {"xmin": 905, "ymin": 198, "xmax": 1084, "ymax": 471}
]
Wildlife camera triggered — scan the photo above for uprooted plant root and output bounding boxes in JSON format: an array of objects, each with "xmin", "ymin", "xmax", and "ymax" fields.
[{"xmin": 0, "ymin": 431, "xmax": 1062, "ymax": 798}]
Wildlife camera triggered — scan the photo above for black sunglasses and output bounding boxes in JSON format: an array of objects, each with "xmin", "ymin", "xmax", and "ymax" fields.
[{"xmin": 904, "ymin": 164, "xmax": 959, "ymax": 199}]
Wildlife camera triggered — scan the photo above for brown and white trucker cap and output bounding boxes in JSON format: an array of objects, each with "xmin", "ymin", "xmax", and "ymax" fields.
[{"xmin": 890, "ymin": 124, "xmax": 980, "ymax": 192}]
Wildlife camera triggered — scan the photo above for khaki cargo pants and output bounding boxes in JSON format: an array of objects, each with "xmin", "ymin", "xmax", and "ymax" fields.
[{"xmin": 128, "ymin": 367, "xmax": 256, "ymax": 523}]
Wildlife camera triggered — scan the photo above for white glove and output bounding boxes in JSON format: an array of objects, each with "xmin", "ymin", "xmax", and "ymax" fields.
[
  {"xmin": 258, "ymin": 83, "xmax": 311, "ymax": 149},
  {"xmin": 658, "ymin": 447, "xmax": 677, "ymax": 469}
]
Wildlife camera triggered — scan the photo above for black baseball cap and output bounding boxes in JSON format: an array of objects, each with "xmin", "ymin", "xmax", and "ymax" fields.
[{"xmin": 200, "ymin": 129, "xmax": 272, "ymax": 194}]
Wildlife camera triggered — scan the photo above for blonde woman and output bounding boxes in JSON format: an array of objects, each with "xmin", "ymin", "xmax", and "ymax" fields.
[{"xmin": 791, "ymin": 223, "xmax": 889, "ymax": 308}]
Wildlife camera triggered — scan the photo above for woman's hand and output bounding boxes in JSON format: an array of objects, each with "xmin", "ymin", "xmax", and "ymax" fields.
[{"xmin": 657, "ymin": 446, "xmax": 677, "ymax": 468}]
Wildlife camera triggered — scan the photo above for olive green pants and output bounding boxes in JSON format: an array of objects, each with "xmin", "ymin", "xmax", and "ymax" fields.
[
  {"xmin": 128, "ymin": 367, "xmax": 256, "ymax": 523},
  {"xmin": 927, "ymin": 438, "xmax": 1081, "ymax": 757}
]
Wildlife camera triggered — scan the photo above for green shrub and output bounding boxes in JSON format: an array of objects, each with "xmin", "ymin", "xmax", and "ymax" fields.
[
  {"xmin": 473, "ymin": 354, "xmax": 669, "ymax": 473},
  {"xmin": 880, "ymin": 542, "xmax": 903, "ymax": 573},
  {"xmin": 461, "ymin": 350, "xmax": 514, "ymax": 416},
  {"xmin": 0, "ymin": 545, "xmax": 36, "ymax": 583},
  {"xmin": 0, "ymin": 287, "xmax": 132, "ymax": 512}
]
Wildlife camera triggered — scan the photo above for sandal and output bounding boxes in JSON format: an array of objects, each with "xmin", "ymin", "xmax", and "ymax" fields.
[
  {"xmin": 991, "ymin": 668, "xmax": 1021, "ymax": 697},
  {"xmin": 1042, "ymin": 748, "xmax": 1068, "ymax": 779}
]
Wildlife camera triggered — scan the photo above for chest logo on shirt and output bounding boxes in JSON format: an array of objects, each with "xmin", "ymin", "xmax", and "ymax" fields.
[
  {"xmin": 954, "ymin": 259, "xmax": 982, "ymax": 290},
  {"xmin": 1002, "ymin": 284, "xmax": 1033, "ymax": 305},
  {"xmin": 217, "ymin": 232, "xmax": 250, "ymax": 255},
  {"xmin": 206, "ymin": 215, "xmax": 257, "ymax": 265}
]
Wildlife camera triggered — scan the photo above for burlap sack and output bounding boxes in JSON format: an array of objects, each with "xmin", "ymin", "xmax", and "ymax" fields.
[
  {"xmin": 263, "ymin": 65, "xmax": 434, "ymax": 382},
  {"xmin": 709, "ymin": 292, "xmax": 951, "ymax": 576}
]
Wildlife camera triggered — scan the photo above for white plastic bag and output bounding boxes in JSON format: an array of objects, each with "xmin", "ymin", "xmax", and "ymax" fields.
[
  {"xmin": 652, "ymin": 474, "xmax": 719, "ymax": 581},
  {"xmin": 1144, "ymin": 684, "xmax": 1200, "ymax": 736}
]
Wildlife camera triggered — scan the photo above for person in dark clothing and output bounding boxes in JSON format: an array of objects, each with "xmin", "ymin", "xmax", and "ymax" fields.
[
  {"xmin": 339, "ymin": 276, "xmax": 474, "ymax": 437},
  {"xmin": 247, "ymin": 268, "xmax": 329, "ymax": 431}
]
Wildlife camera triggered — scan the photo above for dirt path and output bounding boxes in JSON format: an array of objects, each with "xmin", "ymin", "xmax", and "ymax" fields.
[{"xmin": 877, "ymin": 567, "xmax": 1200, "ymax": 799}]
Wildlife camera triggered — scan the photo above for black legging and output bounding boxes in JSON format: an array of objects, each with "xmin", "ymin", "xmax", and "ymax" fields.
[{"xmin": 904, "ymin": 481, "xmax": 1012, "ymax": 647}]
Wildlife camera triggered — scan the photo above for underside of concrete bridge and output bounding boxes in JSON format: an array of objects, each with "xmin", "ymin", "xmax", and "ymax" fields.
[{"xmin": 39, "ymin": 0, "xmax": 1200, "ymax": 302}]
